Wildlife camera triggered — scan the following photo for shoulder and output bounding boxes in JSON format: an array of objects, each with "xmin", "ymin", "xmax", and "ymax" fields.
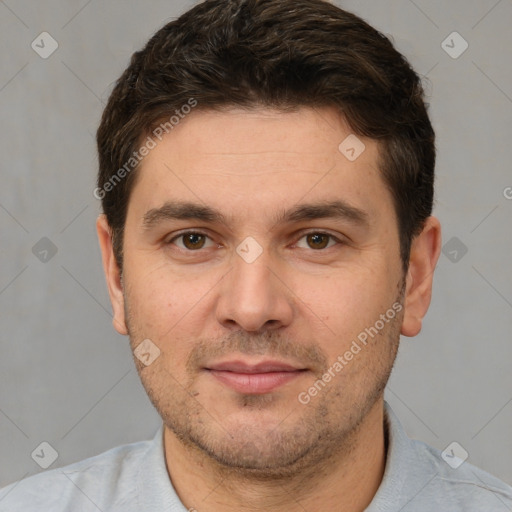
[
  {"xmin": 0, "ymin": 437, "xmax": 154, "ymax": 511},
  {"xmin": 369, "ymin": 404, "xmax": 512, "ymax": 511},
  {"xmin": 410, "ymin": 438, "xmax": 512, "ymax": 510}
]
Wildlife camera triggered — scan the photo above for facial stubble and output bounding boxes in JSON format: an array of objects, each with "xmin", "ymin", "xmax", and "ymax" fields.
[{"xmin": 125, "ymin": 282, "xmax": 404, "ymax": 482}]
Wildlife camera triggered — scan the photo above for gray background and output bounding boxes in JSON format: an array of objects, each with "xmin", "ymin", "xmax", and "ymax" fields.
[{"xmin": 0, "ymin": 0, "xmax": 511, "ymax": 489}]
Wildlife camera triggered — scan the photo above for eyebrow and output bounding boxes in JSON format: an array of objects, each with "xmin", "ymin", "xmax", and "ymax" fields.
[
  {"xmin": 142, "ymin": 199, "xmax": 370, "ymax": 230},
  {"xmin": 143, "ymin": 202, "xmax": 228, "ymax": 229}
]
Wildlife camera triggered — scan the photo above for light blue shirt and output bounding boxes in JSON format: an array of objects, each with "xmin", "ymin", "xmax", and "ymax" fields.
[{"xmin": 1, "ymin": 403, "xmax": 511, "ymax": 511}]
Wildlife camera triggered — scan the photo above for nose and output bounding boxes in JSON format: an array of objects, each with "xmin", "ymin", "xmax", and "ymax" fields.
[{"xmin": 215, "ymin": 247, "xmax": 294, "ymax": 333}]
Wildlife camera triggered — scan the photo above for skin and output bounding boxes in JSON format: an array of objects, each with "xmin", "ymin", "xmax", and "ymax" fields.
[{"xmin": 97, "ymin": 106, "xmax": 441, "ymax": 512}]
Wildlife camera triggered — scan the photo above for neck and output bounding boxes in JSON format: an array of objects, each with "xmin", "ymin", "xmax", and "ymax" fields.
[{"xmin": 163, "ymin": 399, "xmax": 387, "ymax": 512}]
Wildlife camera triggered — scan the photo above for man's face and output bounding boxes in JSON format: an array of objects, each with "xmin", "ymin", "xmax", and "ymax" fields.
[{"xmin": 109, "ymin": 107, "xmax": 409, "ymax": 473}]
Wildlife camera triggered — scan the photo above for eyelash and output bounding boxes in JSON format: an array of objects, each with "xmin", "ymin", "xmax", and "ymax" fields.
[{"xmin": 167, "ymin": 230, "xmax": 344, "ymax": 252}]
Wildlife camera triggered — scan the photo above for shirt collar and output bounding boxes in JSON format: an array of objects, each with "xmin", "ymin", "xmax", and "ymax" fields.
[
  {"xmin": 137, "ymin": 425, "xmax": 187, "ymax": 511},
  {"xmin": 365, "ymin": 401, "xmax": 438, "ymax": 511}
]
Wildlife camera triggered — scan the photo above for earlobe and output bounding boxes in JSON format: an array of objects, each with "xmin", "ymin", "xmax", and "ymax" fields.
[
  {"xmin": 96, "ymin": 215, "xmax": 128, "ymax": 335},
  {"xmin": 400, "ymin": 216, "xmax": 442, "ymax": 338}
]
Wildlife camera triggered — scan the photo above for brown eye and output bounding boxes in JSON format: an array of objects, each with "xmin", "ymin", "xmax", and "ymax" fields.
[
  {"xmin": 182, "ymin": 233, "xmax": 206, "ymax": 250},
  {"xmin": 306, "ymin": 233, "xmax": 330, "ymax": 250},
  {"xmin": 171, "ymin": 232, "xmax": 213, "ymax": 250},
  {"xmin": 295, "ymin": 232, "xmax": 339, "ymax": 250}
]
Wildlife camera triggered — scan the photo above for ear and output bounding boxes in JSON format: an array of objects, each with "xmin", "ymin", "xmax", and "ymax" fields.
[
  {"xmin": 401, "ymin": 216, "xmax": 442, "ymax": 337},
  {"xmin": 96, "ymin": 215, "xmax": 128, "ymax": 335}
]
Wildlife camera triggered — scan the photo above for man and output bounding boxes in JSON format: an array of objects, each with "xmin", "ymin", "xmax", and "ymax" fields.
[{"xmin": 1, "ymin": 0, "xmax": 511, "ymax": 510}]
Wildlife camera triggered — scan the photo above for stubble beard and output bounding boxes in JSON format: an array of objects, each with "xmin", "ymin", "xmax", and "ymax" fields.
[{"xmin": 125, "ymin": 288, "xmax": 403, "ymax": 482}]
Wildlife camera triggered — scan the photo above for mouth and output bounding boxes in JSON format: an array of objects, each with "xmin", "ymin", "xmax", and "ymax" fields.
[{"xmin": 204, "ymin": 360, "xmax": 308, "ymax": 394}]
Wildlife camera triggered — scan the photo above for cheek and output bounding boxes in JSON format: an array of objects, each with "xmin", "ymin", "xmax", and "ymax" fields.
[
  {"xmin": 123, "ymin": 259, "xmax": 216, "ymax": 362},
  {"xmin": 292, "ymin": 263, "xmax": 400, "ymax": 347},
  {"xmin": 125, "ymin": 256, "xmax": 201, "ymax": 322}
]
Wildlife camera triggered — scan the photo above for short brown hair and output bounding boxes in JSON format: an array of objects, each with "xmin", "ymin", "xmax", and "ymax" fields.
[{"xmin": 96, "ymin": 0, "xmax": 435, "ymax": 271}]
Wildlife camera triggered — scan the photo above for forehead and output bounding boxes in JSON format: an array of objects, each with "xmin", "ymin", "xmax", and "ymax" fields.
[{"xmin": 128, "ymin": 107, "xmax": 395, "ymax": 228}]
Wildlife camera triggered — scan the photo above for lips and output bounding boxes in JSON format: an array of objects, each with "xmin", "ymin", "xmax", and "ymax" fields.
[
  {"xmin": 205, "ymin": 359, "xmax": 307, "ymax": 394},
  {"xmin": 208, "ymin": 360, "xmax": 301, "ymax": 373}
]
